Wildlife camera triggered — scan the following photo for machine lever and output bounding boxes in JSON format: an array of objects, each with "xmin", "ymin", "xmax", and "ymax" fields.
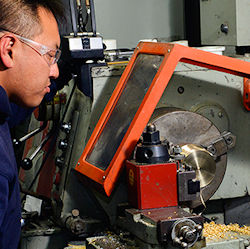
[
  {"xmin": 13, "ymin": 121, "xmax": 48, "ymax": 147},
  {"xmin": 20, "ymin": 128, "xmax": 54, "ymax": 170}
]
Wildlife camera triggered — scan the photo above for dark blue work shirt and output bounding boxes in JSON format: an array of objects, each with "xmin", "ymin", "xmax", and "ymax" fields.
[{"xmin": 0, "ymin": 86, "xmax": 21, "ymax": 249}]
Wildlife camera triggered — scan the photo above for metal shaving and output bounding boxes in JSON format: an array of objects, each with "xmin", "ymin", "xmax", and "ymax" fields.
[{"xmin": 203, "ymin": 221, "xmax": 250, "ymax": 241}]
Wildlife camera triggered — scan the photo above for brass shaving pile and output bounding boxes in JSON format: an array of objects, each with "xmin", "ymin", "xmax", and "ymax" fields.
[{"xmin": 203, "ymin": 221, "xmax": 250, "ymax": 241}]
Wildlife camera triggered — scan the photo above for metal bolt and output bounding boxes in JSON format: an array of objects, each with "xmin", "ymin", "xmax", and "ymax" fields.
[
  {"xmin": 195, "ymin": 224, "xmax": 203, "ymax": 233},
  {"xmin": 173, "ymin": 145, "xmax": 182, "ymax": 154},
  {"xmin": 173, "ymin": 237, "xmax": 181, "ymax": 245},
  {"xmin": 226, "ymin": 136, "xmax": 233, "ymax": 145},
  {"xmin": 59, "ymin": 139, "xmax": 68, "ymax": 151},
  {"xmin": 178, "ymin": 86, "xmax": 185, "ymax": 94},
  {"xmin": 103, "ymin": 175, "xmax": 106, "ymax": 180},
  {"xmin": 221, "ymin": 24, "xmax": 229, "ymax": 34},
  {"xmin": 168, "ymin": 49, "xmax": 171, "ymax": 53},
  {"xmin": 61, "ymin": 122, "xmax": 72, "ymax": 134},
  {"xmin": 211, "ymin": 216, "xmax": 218, "ymax": 221},
  {"xmin": 207, "ymin": 145, "xmax": 216, "ymax": 155},
  {"xmin": 218, "ymin": 112, "xmax": 223, "ymax": 118},
  {"xmin": 181, "ymin": 242, "xmax": 188, "ymax": 248},
  {"xmin": 162, "ymin": 233, "xmax": 167, "ymax": 241},
  {"xmin": 72, "ymin": 209, "xmax": 80, "ymax": 217},
  {"xmin": 146, "ymin": 123, "xmax": 156, "ymax": 133},
  {"xmin": 77, "ymin": 162, "xmax": 80, "ymax": 165},
  {"xmin": 55, "ymin": 156, "xmax": 65, "ymax": 168}
]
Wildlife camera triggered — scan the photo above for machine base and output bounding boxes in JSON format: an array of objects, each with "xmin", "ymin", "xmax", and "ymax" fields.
[{"xmin": 117, "ymin": 206, "xmax": 204, "ymax": 248}]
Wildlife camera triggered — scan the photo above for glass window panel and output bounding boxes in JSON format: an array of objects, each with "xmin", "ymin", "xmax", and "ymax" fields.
[{"xmin": 86, "ymin": 54, "xmax": 164, "ymax": 170}]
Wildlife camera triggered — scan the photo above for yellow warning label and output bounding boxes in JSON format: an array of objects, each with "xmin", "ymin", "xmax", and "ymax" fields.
[{"xmin": 128, "ymin": 169, "xmax": 134, "ymax": 186}]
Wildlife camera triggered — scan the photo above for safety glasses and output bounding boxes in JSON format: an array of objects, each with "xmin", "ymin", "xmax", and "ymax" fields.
[{"xmin": 15, "ymin": 34, "xmax": 61, "ymax": 66}]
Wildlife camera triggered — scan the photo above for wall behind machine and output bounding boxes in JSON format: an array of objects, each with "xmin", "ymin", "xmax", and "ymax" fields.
[{"xmin": 94, "ymin": 0, "xmax": 185, "ymax": 48}]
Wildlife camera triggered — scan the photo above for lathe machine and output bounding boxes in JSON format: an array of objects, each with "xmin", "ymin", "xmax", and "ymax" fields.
[{"xmin": 18, "ymin": 42, "xmax": 250, "ymax": 249}]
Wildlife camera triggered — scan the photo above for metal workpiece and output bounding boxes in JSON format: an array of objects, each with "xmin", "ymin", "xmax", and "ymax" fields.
[{"xmin": 181, "ymin": 144, "xmax": 215, "ymax": 188}]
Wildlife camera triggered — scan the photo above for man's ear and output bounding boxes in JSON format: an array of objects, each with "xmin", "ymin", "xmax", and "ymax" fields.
[{"xmin": 0, "ymin": 35, "xmax": 16, "ymax": 68}]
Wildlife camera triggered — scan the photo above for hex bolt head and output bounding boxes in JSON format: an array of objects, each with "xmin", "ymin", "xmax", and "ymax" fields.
[
  {"xmin": 207, "ymin": 145, "xmax": 216, "ymax": 155},
  {"xmin": 226, "ymin": 136, "xmax": 232, "ymax": 145}
]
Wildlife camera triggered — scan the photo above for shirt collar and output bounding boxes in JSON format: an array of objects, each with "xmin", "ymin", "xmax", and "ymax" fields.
[{"xmin": 0, "ymin": 85, "xmax": 12, "ymax": 121}]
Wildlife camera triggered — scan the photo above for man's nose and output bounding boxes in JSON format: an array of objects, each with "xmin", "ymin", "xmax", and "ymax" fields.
[{"xmin": 49, "ymin": 63, "xmax": 59, "ymax": 79}]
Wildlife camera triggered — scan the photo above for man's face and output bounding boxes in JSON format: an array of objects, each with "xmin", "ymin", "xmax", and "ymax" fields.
[{"xmin": 9, "ymin": 7, "xmax": 61, "ymax": 107}]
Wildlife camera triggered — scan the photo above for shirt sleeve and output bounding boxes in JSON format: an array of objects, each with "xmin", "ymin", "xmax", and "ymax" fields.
[{"xmin": 0, "ymin": 175, "xmax": 9, "ymax": 227}]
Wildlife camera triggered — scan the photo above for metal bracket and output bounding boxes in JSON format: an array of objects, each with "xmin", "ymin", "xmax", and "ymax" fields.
[
  {"xmin": 206, "ymin": 131, "xmax": 236, "ymax": 158},
  {"xmin": 178, "ymin": 170, "xmax": 200, "ymax": 202}
]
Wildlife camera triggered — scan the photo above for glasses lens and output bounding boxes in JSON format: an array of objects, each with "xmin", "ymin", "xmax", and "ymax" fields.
[
  {"xmin": 44, "ymin": 49, "xmax": 61, "ymax": 65},
  {"xmin": 55, "ymin": 49, "xmax": 61, "ymax": 63}
]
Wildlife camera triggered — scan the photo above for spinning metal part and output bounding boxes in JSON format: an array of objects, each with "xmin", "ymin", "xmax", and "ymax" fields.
[
  {"xmin": 181, "ymin": 144, "xmax": 216, "ymax": 188},
  {"xmin": 151, "ymin": 108, "xmax": 227, "ymax": 208}
]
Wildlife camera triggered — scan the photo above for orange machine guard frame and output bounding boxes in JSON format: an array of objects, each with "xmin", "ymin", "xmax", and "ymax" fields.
[{"xmin": 75, "ymin": 42, "xmax": 250, "ymax": 196}]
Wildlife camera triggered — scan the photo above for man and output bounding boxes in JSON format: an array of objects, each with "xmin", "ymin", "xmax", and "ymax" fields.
[{"xmin": 0, "ymin": 1, "xmax": 63, "ymax": 248}]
